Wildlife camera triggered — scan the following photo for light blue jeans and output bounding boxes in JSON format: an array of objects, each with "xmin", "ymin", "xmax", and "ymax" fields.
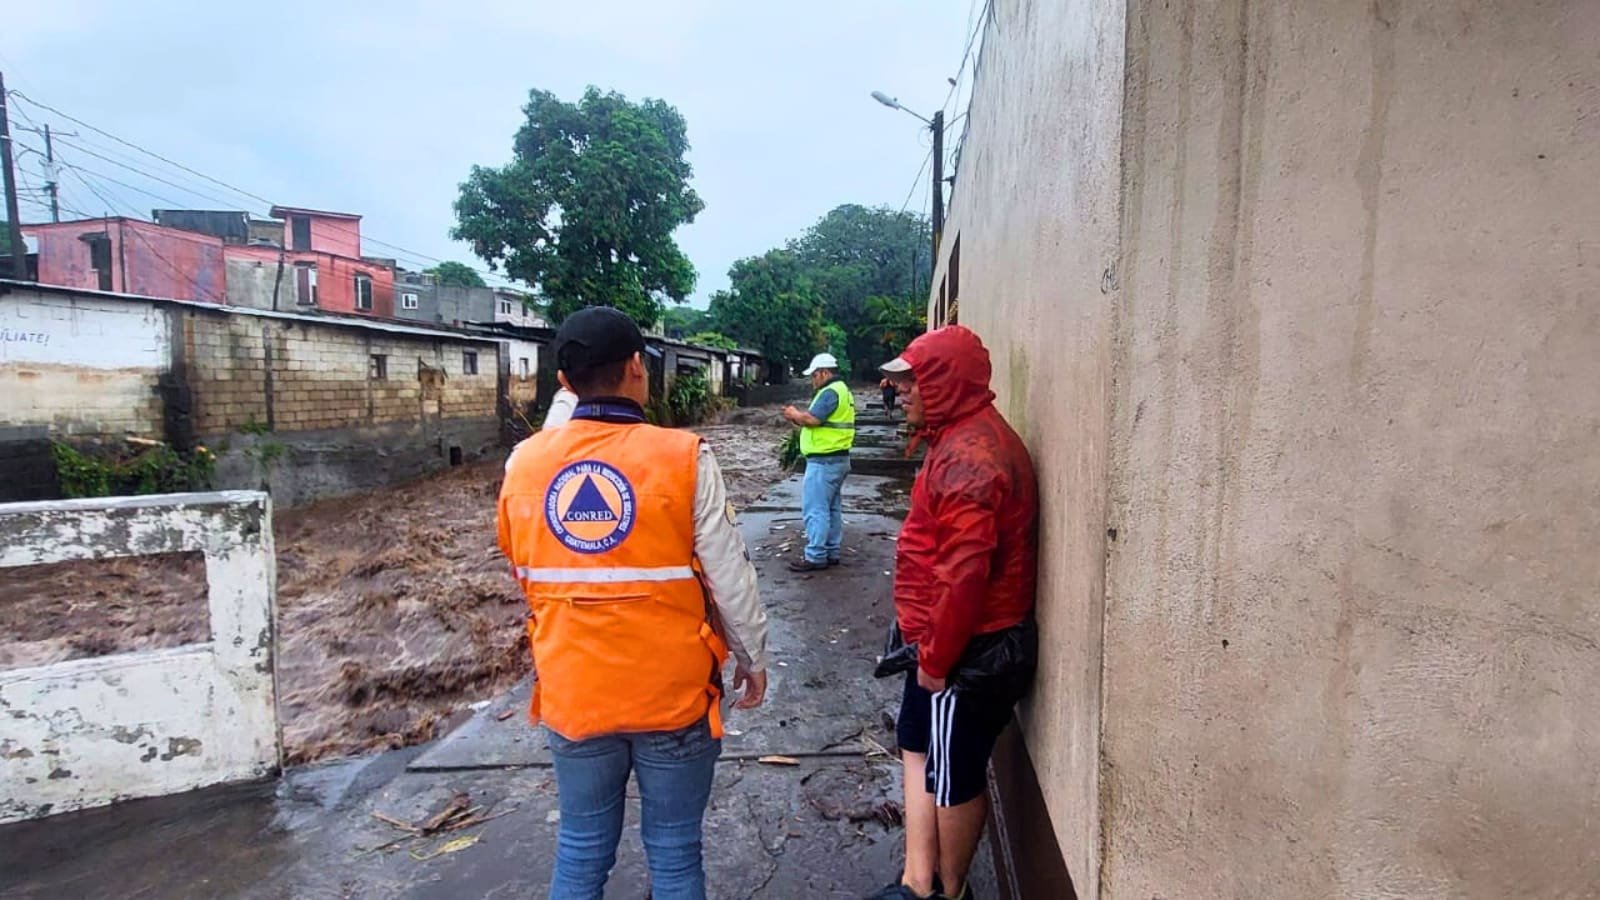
[
  {"xmin": 802, "ymin": 454, "xmax": 851, "ymax": 563},
  {"xmin": 546, "ymin": 718, "xmax": 721, "ymax": 900}
]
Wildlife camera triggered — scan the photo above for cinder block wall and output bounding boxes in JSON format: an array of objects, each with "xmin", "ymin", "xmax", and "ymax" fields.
[{"xmin": 2, "ymin": 287, "xmax": 504, "ymax": 504}]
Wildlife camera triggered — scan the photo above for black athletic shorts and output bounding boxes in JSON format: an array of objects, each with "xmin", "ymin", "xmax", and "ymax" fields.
[{"xmin": 896, "ymin": 672, "xmax": 1014, "ymax": 807}]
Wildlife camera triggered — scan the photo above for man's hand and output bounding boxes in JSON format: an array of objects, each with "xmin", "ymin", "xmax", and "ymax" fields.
[
  {"xmin": 917, "ymin": 667, "xmax": 947, "ymax": 694},
  {"xmin": 733, "ymin": 665, "xmax": 768, "ymax": 709},
  {"xmin": 782, "ymin": 405, "xmax": 802, "ymax": 425}
]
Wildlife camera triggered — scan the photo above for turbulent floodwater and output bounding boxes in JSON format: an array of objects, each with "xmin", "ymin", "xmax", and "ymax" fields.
[{"xmin": 0, "ymin": 408, "xmax": 797, "ymax": 764}]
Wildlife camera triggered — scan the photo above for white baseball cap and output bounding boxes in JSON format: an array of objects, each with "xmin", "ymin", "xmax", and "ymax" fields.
[
  {"xmin": 803, "ymin": 353, "xmax": 839, "ymax": 375},
  {"xmin": 879, "ymin": 356, "xmax": 913, "ymax": 375}
]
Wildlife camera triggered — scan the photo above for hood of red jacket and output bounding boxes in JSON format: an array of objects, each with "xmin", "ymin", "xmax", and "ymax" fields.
[{"xmin": 901, "ymin": 326, "xmax": 996, "ymax": 436}]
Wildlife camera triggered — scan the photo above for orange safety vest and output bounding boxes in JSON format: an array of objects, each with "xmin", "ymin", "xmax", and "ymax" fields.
[{"xmin": 499, "ymin": 418, "xmax": 728, "ymax": 741}]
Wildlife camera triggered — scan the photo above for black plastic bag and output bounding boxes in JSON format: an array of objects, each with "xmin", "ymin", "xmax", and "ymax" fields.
[
  {"xmin": 872, "ymin": 616, "xmax": 1038, "ymax": 706},
  {"xmin": 874, "ymin": 620, "xmax": 919, "ymax": 678}
]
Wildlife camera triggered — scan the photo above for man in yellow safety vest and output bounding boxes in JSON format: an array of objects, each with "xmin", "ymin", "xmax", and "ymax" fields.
[{"xmin": 782, "ymin": 352, "xmax": 856, "ymax": 571}]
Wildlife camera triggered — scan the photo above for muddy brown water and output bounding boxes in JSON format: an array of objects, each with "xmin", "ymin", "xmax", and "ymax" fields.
[{"xmin": 0, "ymin": 411, "xmax": 797, "ymax": 765}]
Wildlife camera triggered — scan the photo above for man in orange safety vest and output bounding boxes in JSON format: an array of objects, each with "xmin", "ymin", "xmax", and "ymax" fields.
[{"xmin": 499, "ymin": 306, "xmax": 769, "ymax": 900}]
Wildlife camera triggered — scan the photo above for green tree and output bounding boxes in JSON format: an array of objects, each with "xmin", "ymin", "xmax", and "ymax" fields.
[
  {"xmin": 662, "ymin": 305, "xmax": 713, "ymax": 337},
  {"xmin": 788, "ymin": 204, "xmax": 930, "ymax": 371},
  {"xmin": 861, "ymin": 293, "xmax": 927, "ymax": 361},
  {"xmin": 424, "ymin": 261, "xmax": 488, "ymax": 288},
  {"xmin": 685, "ymin": 331, "xmax": 738, "ymax": 351},
  {"xmin": 821, "ymin": 321, "xmax": 852, "ymax": 379},
  {"xmin": 708, "ymin": 250, "xmax": 825, "ymax": 380},
  {"xmin": 452, "ymin": 87, "xmax": 704, "ymax": 329}
]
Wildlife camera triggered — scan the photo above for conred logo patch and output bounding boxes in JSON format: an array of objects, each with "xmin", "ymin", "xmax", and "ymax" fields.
[{"xmin": 545, "ymin": 460, "xmax": 636, "ymax": 554}]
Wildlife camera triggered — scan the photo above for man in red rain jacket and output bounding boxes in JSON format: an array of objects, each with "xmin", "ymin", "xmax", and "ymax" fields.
[{"xmin": 868, "ymin": 325, "xmax": 1038, "ymax": 900}]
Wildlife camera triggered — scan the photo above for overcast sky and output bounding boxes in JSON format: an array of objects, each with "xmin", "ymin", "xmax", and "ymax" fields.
[{"xmin": 2, "ymin": 1, "xmax": 979, "ymax": 305}]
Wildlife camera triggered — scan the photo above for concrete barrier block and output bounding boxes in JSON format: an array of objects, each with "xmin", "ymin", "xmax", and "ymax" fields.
[{"xmin": 0, "ymin": 492, "xmax": 280, "ymax": 824}]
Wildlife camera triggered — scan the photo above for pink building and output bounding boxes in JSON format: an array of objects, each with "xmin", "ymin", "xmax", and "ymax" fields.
[
  {"xmin": 19, "ymin": 205, "xmax": 395, "ymax": 319},
  {"xmin": 270, "ymin": 206, "xmax": 363, "ymax": 258},
  {"xmin": 20, "ymin": 218, "xmax": 227, "ymax": 304}
]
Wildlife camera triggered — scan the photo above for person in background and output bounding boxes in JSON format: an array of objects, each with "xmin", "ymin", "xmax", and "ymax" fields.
[
  {"xmin": 499, "ymin": 307, "xmax": 770, "ymax": 900},
  {"xmin": 880, "ymin": 377, "xmax": 899, "ymax": 419},
  {"xmin": 782, "ymin": 353, "xmax": 856, "ymax": 572},
  {"xmin": 868, "ymin": 326, "xmax": 1039, "ymax": 900},
  {"xmin": 543, "ymin": 385, "xmax": 578, "ymax": 429}
]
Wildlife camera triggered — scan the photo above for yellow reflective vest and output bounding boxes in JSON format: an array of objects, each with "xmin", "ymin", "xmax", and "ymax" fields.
[{"xmin": 799, "ymin": 380, "xmax": 856, "ymax": 457}]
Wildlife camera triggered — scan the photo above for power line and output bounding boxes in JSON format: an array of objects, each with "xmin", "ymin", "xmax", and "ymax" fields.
[
  {"xmin": 899, "ymin": 147, "xmax": 934, "ymax": 216},
  {"xmin": 8, "ymin": 89, "xmax": 524, "ymax": 290},
  {"xmin": 61, "ymin": 165, "xmax": 227, "ymax": 303},
  {"xmin": 54, "ymin": 137, "xmax": 251, "ymax": 211},
  {"xmin": 941, "ymin": 0, "xmax": 991, "ymax": 118},
  {"xmin": 52, "ymin": 146, "xmax": 463, "ymax": 277},
  {"xmin": 10, "ymin": 90, "xmax": 273, "ymax": 207}
]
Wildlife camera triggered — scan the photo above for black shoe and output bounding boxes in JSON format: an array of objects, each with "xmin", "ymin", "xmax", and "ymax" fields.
[
  {"xmin": 788, "ymin": 558, "xmax": 829, "ymax": 572},
  {"xmin": 828, "ymin": 556, "xmax": 842, "ymax": 567},
  {"xmin": 864, "ymin": 885, "xmax": 930, "ymax": 900}
]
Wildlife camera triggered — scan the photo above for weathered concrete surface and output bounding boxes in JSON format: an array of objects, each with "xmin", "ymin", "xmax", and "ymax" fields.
[
  {"xmin": 1100, "ymin": 1, "xmax": 1600, "ymax": 897},
  {"xmin": 925, "ymin": 0, "xmax": 1126, "ymax": 893},
  {"xmin": 213, "ymin": 418, "xmax": 501, "ymax": 508},
  {"xmin": 932, "ymin": 0, "xmax": 1600, "ymax": 897},
  {"xmin": 1, "ymin": 750, "xmax": 973, "ymax": 900},
  {"xmin": 0, "ymin": 492, "xmax": 279, "ymax": 824},
  {"xmin": 0, "ymin": 467, "xmax": 999, "ymax": 898}
]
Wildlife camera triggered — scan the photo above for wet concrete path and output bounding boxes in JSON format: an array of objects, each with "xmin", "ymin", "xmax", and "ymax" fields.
[{"xmin": 1, "ymin": 412, "xmax": 994, "ymax": 899}]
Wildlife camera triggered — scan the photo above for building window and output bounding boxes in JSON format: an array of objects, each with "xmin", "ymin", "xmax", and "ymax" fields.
[
  {"xmin": 295, "ymin": 263, "xmax": 318, "ymax": 306},
  {"xmin": 290, "ymin": 215, "xmax": 312, "ymax": 251},
  {"xmin": 519, "ymin": 357, "xmax": 530, "ymax": 377},
  {"xmin": 463, "ymin": 350, "xmax": 479, "ymax": 375},
  {"xmin": 369, "ymin": 354, "xmax": 388, "ymax": 380},
  {"xmin": 401, "ymin": 291, "xmax": 419, "ymax": 311},
  {"xmin": 948, "ymin": 234, "xmax": 960, "ymax": 325},
  {"xmin": 83, "ymin": 233, "xmax": 113, "ymax": 291},
  {"xmin": 354, "ymin": 273, "xmax": 373, "ymax": 311},
  {"xmin": 499, "ymin": 299, "xmax": 514, "ymax": 316}
]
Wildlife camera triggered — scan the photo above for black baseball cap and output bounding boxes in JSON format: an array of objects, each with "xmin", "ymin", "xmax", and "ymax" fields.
[{"xmin": 553, "ymin": 306, "xmax": 661, "ymax": 373}]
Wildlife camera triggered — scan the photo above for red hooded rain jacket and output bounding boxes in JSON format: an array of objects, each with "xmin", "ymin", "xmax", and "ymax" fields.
[{"xmin": 893, "ymin": 326, "xmax": 1039, "ymax": 680}]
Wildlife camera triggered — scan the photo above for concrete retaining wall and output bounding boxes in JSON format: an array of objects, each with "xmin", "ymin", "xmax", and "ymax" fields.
[
  {"xmin": 0, "ymin": 283, "xmax": 505, "ymax": 505},
  {"xmin": 0, "ymin": 492, "xmax": 280, "ymax": 824}
]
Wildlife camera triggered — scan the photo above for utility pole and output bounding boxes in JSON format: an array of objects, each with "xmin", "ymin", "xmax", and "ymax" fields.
[
  {"xmin": 0, "ymin": 71, "xmax": 27, "ymax": 278},
  {"xmin": 42, "ymin": 124, "xmax": 58, "ymax": 223},
  {"xmin": 930, "ymin": 109, "xmax": 945, "ymax": 262}
]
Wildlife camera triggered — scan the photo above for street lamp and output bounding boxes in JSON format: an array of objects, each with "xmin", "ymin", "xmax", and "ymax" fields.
[{"xmin": 871, "ymin": 89, "xmax": 945, "ymax": 259}]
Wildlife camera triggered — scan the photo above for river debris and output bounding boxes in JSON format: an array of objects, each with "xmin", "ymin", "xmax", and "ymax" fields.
[{"xmin": 369, "ymin": 791, "xmax": 514, "ymax": 855}]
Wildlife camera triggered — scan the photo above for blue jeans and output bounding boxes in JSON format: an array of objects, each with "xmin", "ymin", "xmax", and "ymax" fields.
[
  {"xmin": 802, "ymin": 455, "xmax": 850, "ymax": 563},
  {"xmin": 546, "ymin": 718, "xmax": 721, "ymax": 900}
]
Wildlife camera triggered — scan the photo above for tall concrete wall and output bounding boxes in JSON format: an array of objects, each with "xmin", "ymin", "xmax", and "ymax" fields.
[
  {"xmin": 1103, "ymin": 1, "xmax": 1600, "ymax": 896},
  {"xmin": 931, "ymin": 0, "xmax": 1600, "ymax": 897},
  {"xmin": 929, "ymin": 0, "xmax": 1126, "ymax": 895}
]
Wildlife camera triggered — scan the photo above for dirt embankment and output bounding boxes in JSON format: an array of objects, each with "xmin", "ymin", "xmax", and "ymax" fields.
[{"xmin": 0, "ymin": 410, "xmax": 795, "ymax": 764}]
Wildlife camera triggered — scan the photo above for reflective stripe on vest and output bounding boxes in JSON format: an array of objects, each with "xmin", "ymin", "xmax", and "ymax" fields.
[
  {"xmin": 516, "ymin": 565, "xmax": 697, "ymax": 584},
  {"xmin": 498, "ymin": 420, "xmax": 727, "ymax": 741},
  {"xmin": 799, "ymin": 380, "xmax": 856, "ymax": 456}
]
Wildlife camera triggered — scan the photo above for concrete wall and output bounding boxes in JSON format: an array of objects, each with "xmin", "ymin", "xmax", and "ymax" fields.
[
  {"xmin": 0, "ymin": 285, "xmax": 505, "ymax": 505},
  {"xmin": 0, "ymin": 289, "xmax": 170, "ymax": 440},
  {"xmin": 1103, "ymin": 2, "xmax": 1600, "ymax": 896},
  {"xmin": 932, "ymin": 0, "xmax": 1600, "ymax": 897},
  {"xmin": 926, "ymin": 0, "xmax": 1126, "ymax": 894},
  {"xmin": 0, "ymin": 492, "xmax": 279, "ymax": 823},
  {"xmin": 224, "ymin": 254, "xmax": 291, "ymax": 312}
]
